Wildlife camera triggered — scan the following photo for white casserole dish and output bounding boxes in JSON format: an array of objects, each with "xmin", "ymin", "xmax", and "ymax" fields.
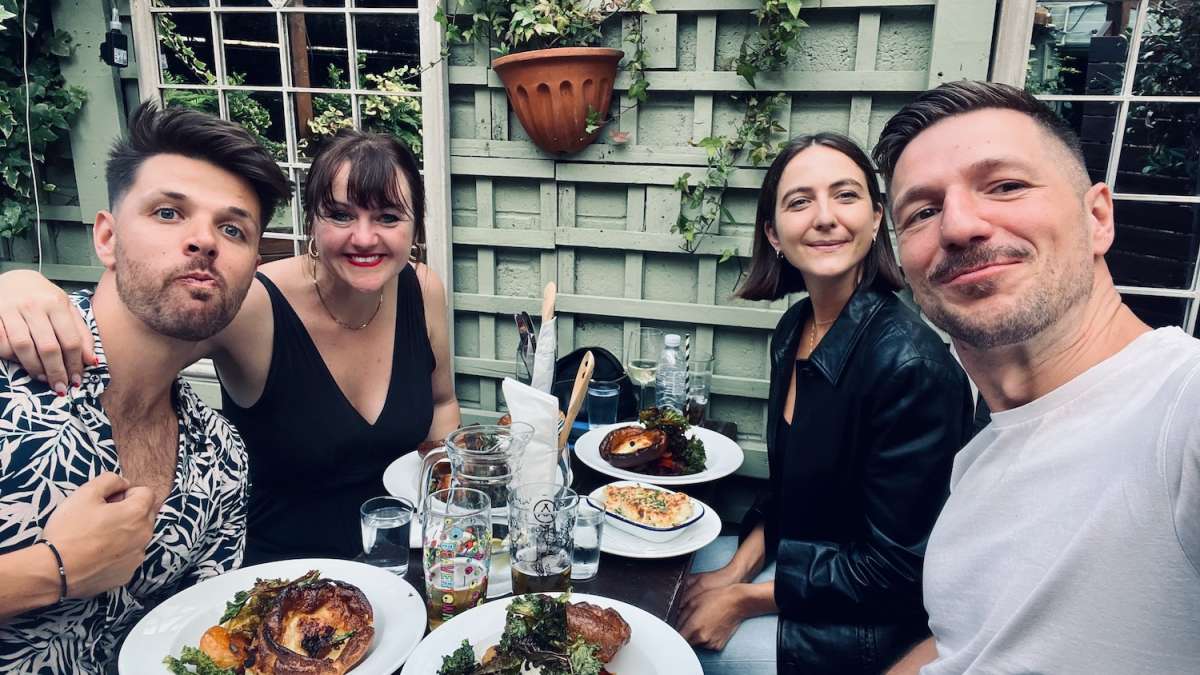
[{"xmin": 587, "ymin": 481, "xmax": 705, "ymax": 543}]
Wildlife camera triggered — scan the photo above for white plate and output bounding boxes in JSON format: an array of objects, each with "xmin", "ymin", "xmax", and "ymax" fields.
[
  {"xmin": 593, "ymin": 486, "xmax": 722, "ymax": 559},
  {"xmin": 382, "ymin": 452, "xmax": 569, "ymax": 548},
  {"xmin": 400, "ymin": 592, "xmax": 701, "ymax": 675},
  {"xmin": 119, "ymin": 558, "xmax": 426, "ymax": 675},
  {"xmin": 573, "ymin": 423, "xmax": 745, "ymax": 485}
]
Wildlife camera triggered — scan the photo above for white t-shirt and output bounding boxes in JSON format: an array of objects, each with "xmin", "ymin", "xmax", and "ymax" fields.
[{"xmin": 922, "ymin": 327, "xmax": 1200, "ymax": 674}]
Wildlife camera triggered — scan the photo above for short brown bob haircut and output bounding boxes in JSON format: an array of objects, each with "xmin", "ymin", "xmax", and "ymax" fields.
[
  {"xmin": 303, "ymin": 129, "xmax": 426, "ymax": 256},
  {"xmin": 737, "ymin": 132, "xmax": 904, "ymax": 301}
]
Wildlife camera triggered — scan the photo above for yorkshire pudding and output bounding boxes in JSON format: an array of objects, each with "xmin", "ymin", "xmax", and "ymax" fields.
[
  {"xmin": 598, "ymin": 426, "xmax": 667, "ymax": 469},
  {"xmin": 249, "ymin": 579, "xmax": 374, "ymax": 675}
]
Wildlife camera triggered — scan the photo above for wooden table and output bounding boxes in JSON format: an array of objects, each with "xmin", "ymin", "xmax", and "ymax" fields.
[{"xmin": 400, "ymin": 461, "xmax": 707, "ymax": 625}]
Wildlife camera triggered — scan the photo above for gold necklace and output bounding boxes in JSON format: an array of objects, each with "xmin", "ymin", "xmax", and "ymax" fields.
[
  {"xmin": 808, "ymin": 315, "xmax": 835, "ymax": 355},
  {"xmin": 308, "ymin": 258, "xmax": 384, "ymax": 331}
]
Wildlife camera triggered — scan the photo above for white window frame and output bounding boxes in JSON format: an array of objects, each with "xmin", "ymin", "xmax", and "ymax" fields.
[
  {"xmin": 128, "ymin": 0, "xmax": 453, "ymax": 303},
  {"xmin": 991, "ymin": 0, "xmax": 1200, "ymax": 334}
]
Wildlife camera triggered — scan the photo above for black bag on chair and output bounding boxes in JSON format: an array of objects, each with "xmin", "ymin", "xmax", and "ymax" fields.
[{"xmin": 551, "ymin": 346, "xmax": 639, "ymax": 424}]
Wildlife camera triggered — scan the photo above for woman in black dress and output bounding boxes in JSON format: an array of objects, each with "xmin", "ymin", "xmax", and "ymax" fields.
[
  {"xmin": 0, "ymin": 130, "xmax": 460, "ymax": 563},
  {"xmin": 678, "ymin": 133, "xmax": 974, "ymax": 674}
]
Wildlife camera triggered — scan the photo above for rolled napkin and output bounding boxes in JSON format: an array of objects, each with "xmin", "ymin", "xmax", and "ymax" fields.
[
  {"xmin": 502, "ymin": 377, "xmax": 560, "ymax": 485},
  {"xmin": 531, "ymin": 317, "xmax": 557, "ymax": 393}
]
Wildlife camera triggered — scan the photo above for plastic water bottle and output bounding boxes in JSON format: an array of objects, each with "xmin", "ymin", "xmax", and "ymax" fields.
[{"xmin": 655, "ymin": 334, "xmax": 686, "ymax": 412}]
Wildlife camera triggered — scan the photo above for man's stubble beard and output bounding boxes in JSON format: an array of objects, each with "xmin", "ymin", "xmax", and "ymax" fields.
[
  {"xmin": 114, "ymin": 244, "xmax": 250, "ymax": 342},
  {"xmin": 914, "ymin": 229, "xmax": 1094, "ymax": 351}
]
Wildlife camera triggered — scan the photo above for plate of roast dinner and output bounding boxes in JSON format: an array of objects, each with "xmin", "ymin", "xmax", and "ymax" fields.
[
  {"xmin": 573, "ymin": 407, "xmax": 745, "ymax": 485},
  {"xmin": 120, "ymin": 558, "xmax": 426, "ymax": 674},
  {"xmin": 401, "ymin": 592, "xmax": 702, "ymax": 674}
]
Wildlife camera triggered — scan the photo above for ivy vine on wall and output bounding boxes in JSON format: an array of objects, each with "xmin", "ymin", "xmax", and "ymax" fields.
[
  {"xmin": 672, "ymin": 0, "xmax": 807, "ymax": 261},
  {"xmin": 0, "ymin": 0, "xmax": 87, "ymax": 240}
]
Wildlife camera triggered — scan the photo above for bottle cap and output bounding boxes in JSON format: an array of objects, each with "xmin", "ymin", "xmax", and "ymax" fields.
[{"xmin": 664, "ymin": 334, "xmax": 680, "ymax": 347}]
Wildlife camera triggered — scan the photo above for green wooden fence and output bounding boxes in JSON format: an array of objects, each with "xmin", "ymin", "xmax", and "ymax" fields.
[
  {"xmin": 445, "ymin": 0, "xmax": 997, "ymax": 477},
  {"xmin": 1, "ymin": 0, "xmax": 998, "ymax": 479}
]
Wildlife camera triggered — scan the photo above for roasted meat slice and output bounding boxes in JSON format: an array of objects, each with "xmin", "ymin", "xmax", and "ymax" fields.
[
  {"xmin": 598, "ymin": 426, "xmax": 668, "ymax": 469},
  {"xmin": 566, "ymin": 601, "xmax": 631, "ymax": 663}
]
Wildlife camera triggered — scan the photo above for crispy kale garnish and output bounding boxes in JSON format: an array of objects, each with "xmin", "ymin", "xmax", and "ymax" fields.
[
  {"xmin": 437, "ymin": 639, "xmax": 480, "ymax": 675},
  {"xmin": 218, "ymin": 590, "xmax": 250, "ymax": 624},
  {"xmin": 163, "ymin": 646, "xmax": 236, "ymax": 675},
  {"xmin": 567, "ymin": 637, "xmax": 605, "ymax": 675},
  {"xmin": 639, "ymin": 406, "xmax": 706, "ymax": 475},
  {"xmin": 680, "ymin": 436, "xmax": 707, "ymax": 474},
  {"xmin": 441, "ymin": 594, "xmax": 601, "ymax": 675}
]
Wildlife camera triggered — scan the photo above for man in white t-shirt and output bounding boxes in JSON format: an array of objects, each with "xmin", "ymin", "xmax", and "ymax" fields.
[{"xmin": 871, "ymin": 80, "xmax": 1200, "ymax": 674}]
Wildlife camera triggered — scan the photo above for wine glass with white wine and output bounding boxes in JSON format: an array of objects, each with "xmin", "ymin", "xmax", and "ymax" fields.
[{"xmin": 626, "ymin": 327, "xmax": 663, "ymax": 412}]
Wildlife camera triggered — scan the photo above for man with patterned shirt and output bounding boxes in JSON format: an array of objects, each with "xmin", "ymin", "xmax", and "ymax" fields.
[{"xmin": 0, "ymin": 102, "xmax": 290, "ymax": 673}]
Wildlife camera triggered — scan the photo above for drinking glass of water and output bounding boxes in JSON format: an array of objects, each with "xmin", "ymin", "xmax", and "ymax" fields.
[
  {"xmin": 571, "ymin": 499, "xmax": 604, "ymax": 581},
  {"xmin": 626, "ymin": 327, "xmax": 663, "ymax": 411},
  {"xmin": 586, "ymin": 379, "xmax": 620, "ymax": 429},
  {"xmin": 360, "ymin": 496, "xmax": 414, "ymax": 575}
]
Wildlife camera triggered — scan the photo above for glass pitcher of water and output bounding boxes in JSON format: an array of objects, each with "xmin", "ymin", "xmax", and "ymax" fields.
[{"xmin": 418, "ymin": 422, "xmax": 534, "ymax": 535}]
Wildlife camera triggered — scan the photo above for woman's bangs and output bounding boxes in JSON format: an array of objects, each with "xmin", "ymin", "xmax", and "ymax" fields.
[{"xmin": 343, "ymin": 151, "xmax": 414, "ymax": 220}]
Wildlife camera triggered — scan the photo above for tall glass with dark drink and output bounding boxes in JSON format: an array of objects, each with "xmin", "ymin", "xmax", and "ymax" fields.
[{"xmin": 507, "ymin": 482, "xmax": 578, "ymax": 594}]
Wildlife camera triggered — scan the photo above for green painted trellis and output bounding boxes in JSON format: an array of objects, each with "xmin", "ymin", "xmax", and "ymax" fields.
[
  {"xmin": 446, "ymin": 0, "xmax": 997, "ymax": 477},
  {"xmin": 0, "ymin": 0, "xmax": 998, "ymax": 479}
]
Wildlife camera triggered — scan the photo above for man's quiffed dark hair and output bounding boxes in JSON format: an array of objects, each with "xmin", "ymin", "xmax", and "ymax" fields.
[
  {"xmin": 303, "ymin": 128, "xmax": 426, "ymax": 255},
  {"xmin": 106, "ymin": 101, "xmax": 292, "ymax": 229},
  {"xmin": 736, "ymin": 132, "xmax": 903, "ymax": 301},
  {"xmin": 873, "ymin": 80, "xmax": 1087, "ymax": 188}
]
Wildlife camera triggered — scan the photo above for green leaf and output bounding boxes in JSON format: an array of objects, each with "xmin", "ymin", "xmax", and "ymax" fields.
[
  {"xmin": 718, "ymin": 248, "xmax": 735, "ymax": 264},
  {"xmin": 736, "ymin": 61, "xmax": 757, "ymax": 88},
  {"xmin": 785, "ymin": 0, "xmax": 803, "ymax": 18},
  {"xmin": 0, "ymin": 7, "xmax": 14, "ymax": 27}
]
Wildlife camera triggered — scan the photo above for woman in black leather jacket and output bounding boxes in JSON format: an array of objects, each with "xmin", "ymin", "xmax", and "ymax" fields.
[{"xmin": 677, "ymin": 133, "xmax": 974, "ymax": 674}]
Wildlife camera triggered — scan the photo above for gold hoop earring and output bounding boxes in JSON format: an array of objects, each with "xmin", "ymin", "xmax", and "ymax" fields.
[
  {"xmin": 307, "ymin": 237, "xmax": 319, "ymax": 260},
  {"xmin": 410, "ymin": 242, "xmax": 424, "ymax": 262}
]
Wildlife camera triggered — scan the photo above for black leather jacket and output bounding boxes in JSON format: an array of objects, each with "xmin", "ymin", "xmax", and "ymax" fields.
[{"xmin": 742, "ymin": 285, "xmax": 974, "ymax": 674}]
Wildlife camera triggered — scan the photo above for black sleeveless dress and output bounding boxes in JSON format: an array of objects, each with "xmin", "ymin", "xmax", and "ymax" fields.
[{"xmin": 222, "ymin": 266, "xmax": 435, "ymax": 564}]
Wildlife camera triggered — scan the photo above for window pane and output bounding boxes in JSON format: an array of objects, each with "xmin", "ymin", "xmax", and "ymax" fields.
[
  {"xmin": 295, "ymin": 92, "xmax": 351, "ymax": 160},
  {"xmin": 1026, "ymin": 1, "xmax": 1135, "ymax": 95},
  {"xmin": 354, "ymin": 0, "xmax": 418, "ymax": 8},
  {"xmin": 158, "ymin": 0, "xmax": 209, "ymax": 7},
  {"xmin": 355, "ymin": 14, "xmax": 421, "ymax": 91},
  {"xmin": 221, "ymin": 12, "xmax": 282, "ymax": 86},
  {"xmin": 220, "ymin": 1, "xmax": 348, "ymax": 6},
  {"xmin": 1115, "ymin": 102, "xmax": 1200, "ymax": 197},
  {"xmin": 157, "ymin": 13, "xmax": 216, "ymax": 86},
  {"xmin": 1122, "ymin": 293, "xmax": 1188, "ymax": 328},
  {"xmin": 1132, "ymin": 0, "xmax": 1200, "ymax": 95},
  {"xmin": 226, "ymin": 90, "xmax": 287, "ymax": 161},
  {"xmin": 1109, "ymin": 199, "xmax": 1200, "ymax": 289},
  {"xmin": 358, "ymin": 93, "xmax": 423, "ymax": 161},
  {"xmin": 263, "ymin": 168, "xmax": 298, "ymax": 236},
  {"xmin": 286, "ymin": 13, "xmax": 350, "ymax": 90},
  {"xmin": 1047, "ymin": 100, "xmax": 1118, "ymax": 183},
  {"xmin": 163, "ymin": 88, "xmax": 220, "ymax": 115}
]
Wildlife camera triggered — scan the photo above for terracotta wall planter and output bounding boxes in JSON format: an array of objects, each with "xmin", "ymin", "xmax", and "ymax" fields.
[{"xmin": 491, "ymin": 47, "xmax": 624, "ymax": 154}]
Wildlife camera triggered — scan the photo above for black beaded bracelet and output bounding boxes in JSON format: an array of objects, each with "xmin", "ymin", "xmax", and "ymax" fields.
[{"xmin": 37, "ymin": 539, "xmax": 68, "ymax": 602}]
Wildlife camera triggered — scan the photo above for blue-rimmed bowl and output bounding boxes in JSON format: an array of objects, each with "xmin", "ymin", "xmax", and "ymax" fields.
[{"xmin": 587, "ymin": 481, "xmax": 705, "ymax": 543}]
